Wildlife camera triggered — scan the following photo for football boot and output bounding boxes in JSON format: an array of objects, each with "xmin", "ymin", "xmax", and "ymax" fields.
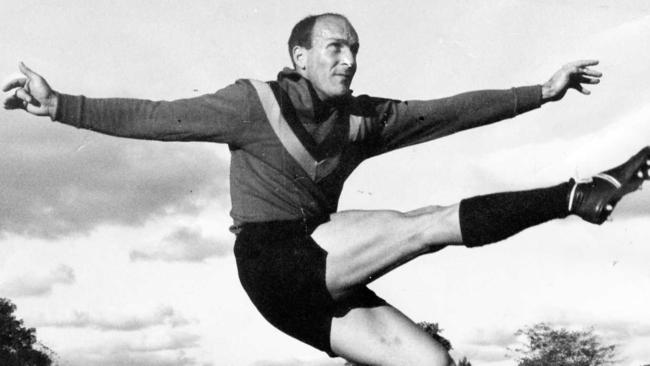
[{"xmin": 569, "ymin": 146, "xmax": 650, "ymax": 224}]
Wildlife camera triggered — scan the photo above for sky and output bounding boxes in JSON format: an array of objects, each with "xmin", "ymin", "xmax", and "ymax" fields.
[{"xmin": 1, "ymin": 1, "xmax": 650, "ymax": 365}]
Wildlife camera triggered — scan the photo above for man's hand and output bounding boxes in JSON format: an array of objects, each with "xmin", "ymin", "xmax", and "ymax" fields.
[
  {"xmin": 541, "ymin": 60, "xmax": 602, "ymax": 103},
  {"xmin": 2, "ymin": 62, "xmax": 58, "ymax": 119}
]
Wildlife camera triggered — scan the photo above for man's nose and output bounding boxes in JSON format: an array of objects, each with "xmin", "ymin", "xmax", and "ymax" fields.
[{"xmin": 339, "ymin": 47, "xmax": 356, "ymax": 68}]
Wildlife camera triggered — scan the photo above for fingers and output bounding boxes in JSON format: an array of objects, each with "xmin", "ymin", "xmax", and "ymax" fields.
[
  {"xmin": 1, "ymin": 76, "xmax": 27, "ymax": 92},
  {"xmin": 576, "ymin": 86, "xmax": 591, "ymax": 95},
  {"xmin": 579, "ymin": 68, "xmax": 602, "ymax": 77},
  {"xmin": 577, "ymin": 75, "xmax": 600, "ymax": 84},
  {"xmin": 572, "ymin": 75, "xmax": 593, "ymax": 94},
  {"xmin": 4, "ymin": 89, "xmax": 25, "ymax": 110},
  {"xmin": 15, "ymin": 88, "xmax": 33, "ymax": 104},
  {"xmin": 3, "ymin": 83, "xmax": 34, "ymax": 110},
  {"xmin": 3, "ymin": 93, "xmax": 27, "ymax": 110},
  {"xmin": 3, "ymin": 62, "xmax": 50, "ymax": 112},
  {"xmin": 569, "ymin": 59, "xmax": 599, "ymax": 68},
  {"xmin": 565, "ymin": 59, "xmax": 602, "ymax": 95},
  {"xmin": 2, "ymin": 62, "xmax": 37, "ymax": 109},
  {"xmin": 565, "ymin": 60, "xmax": 602, "ymax": 78}
]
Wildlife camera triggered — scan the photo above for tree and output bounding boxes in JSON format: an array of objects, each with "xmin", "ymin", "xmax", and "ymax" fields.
[
  {"xmin": 0, "ymin": 298, "xmax": 53, "ymax": 366},
  {"xmin": 458, "ymin": 356, "xmax": 473, "ymax": 366},
  {"xmin": 513, "ymin": 323, "xmax": 616, "ymax": 366}
]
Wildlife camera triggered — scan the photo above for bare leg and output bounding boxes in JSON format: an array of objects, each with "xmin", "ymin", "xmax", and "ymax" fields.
[
  {"xmin": 330, "ymin": 304, "xmax": 455, "ymax": 366},
  {"xmin": 311, "ymin": 204, "xmax": 461, "ymax": 299}
]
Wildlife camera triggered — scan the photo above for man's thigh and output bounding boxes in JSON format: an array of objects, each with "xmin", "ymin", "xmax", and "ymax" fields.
[
  {"xmin": 330, "ymin": 304, "xmax": 455, "ymax": 366},
  {"xmin": 311, "ymin": 207, "xmax": 460, "ymax": 299}
]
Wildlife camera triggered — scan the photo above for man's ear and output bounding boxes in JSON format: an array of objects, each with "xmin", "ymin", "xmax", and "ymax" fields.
[{"xmin": 292, "ymin": 46, "xmax": 308, "ymax": 71}]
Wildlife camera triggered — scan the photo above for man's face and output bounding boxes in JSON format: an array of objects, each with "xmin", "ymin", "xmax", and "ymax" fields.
[{"xmin": 299, "ymin": 16, "xmax": 359, "ymax": 101}]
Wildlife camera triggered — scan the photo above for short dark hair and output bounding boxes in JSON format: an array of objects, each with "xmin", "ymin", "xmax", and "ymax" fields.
[{"xmin": 287, "ymin": 13, "xmax": 351, "ymax": 67}]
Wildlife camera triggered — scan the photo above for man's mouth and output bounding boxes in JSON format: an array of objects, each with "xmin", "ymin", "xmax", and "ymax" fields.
[{"xmin": 334, "ymin": 73, "xmax": 353, "ymax": 81}]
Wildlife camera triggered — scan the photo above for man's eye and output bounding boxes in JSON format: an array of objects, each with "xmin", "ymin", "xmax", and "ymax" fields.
[{"xmin": 329, "ymin": 43, "xmax": 342, "ymax": 52}]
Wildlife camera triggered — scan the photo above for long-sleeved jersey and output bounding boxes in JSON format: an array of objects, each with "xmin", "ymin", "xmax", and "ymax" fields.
[{"xmin": 54, "ymin": 68, "xmax": 542, "ymax": 230}]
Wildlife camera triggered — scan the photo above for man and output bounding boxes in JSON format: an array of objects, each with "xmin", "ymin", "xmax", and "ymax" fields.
[{"xmin": 3, "ymin": 12, "xmax": 648, "ymax": 366}]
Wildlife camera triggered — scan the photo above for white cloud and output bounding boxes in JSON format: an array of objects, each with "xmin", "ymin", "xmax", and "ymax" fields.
[
  {"xmin": 35, "ymin": 305, "xmax": 190, "ymax": 331},
  {"xmin": 61, "ymin": 333, "xmax": 203, "ymax": 366},
  {"xmin": 129, "ymin": 227, "xmax": 232, "ymax": 262},
  {"xmin": 0, "ymin": 264, "xmax": 74, "ymax": 297},
  {"xmin": 465, "ymin": 328, "xmax": 518, "ymax": 348},
  {"xmin": 549, "ymin": 316, "xmax": 650, "ymax": 345},
  {"xmin": 456, "ymin": 344, "xmax": 511, "ymax": 364}
]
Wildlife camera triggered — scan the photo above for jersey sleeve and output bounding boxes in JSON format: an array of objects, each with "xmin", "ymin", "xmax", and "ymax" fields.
[
  {"xmin": 53, "ymin": 79, "xmax": 253, "ymax": 145},
  {"xmin": 367, "ymin": 85, "xmax": 542, "ymax": 155}
]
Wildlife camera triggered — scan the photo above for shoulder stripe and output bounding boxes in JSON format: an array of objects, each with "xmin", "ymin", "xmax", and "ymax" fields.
[
  {"xmin": 249, "ymin": 79, "xmax": 341, "ymax": 182},
  {"xmin": 348, "ymin": 114, "xmax": 364, "ymax": 141}
]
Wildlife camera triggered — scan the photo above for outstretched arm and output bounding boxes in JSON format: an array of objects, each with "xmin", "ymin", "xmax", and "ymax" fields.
[
  {"xmin": 375, "ymin": 60, "xmax": 602, "ymax": 153},
  {"xmin": 3, "ymin": 63, "xmax": 250, "ymax": 144}
]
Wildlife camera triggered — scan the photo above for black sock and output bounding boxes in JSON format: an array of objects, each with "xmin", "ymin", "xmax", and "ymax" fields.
[{"xmin": 459, "ymin": 182, "xmax": 572, "ymax": 247}]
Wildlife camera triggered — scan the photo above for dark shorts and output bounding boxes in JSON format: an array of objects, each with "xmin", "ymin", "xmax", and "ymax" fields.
[{"xmin": 234, "ymin": 219, "xmax": 387, "ymax": 356}]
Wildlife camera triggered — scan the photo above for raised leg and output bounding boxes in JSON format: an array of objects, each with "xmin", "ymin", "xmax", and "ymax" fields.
[
  {"xmin": 330, "ymin": 304, "xmax": 456, "ymax": 366},
  {"xmin": 309, "ymin": 146, "xmax": 650, "ymax": 364},
  {"xmin": 313, "ymin": 147, "xmax": 650, "ymax": 299}
]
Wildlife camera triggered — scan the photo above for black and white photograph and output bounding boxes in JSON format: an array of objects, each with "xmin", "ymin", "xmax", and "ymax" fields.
[{"xmin": 1, "ymin": 1, "xmax": 649, "ymax": 365}]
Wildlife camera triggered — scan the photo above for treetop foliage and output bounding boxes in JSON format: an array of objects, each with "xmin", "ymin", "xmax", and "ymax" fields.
[
  {"xmin": 513, "ymin": 323, "xmax": 616, "ymax": 366},
  {"xmin": 0, "ymin": 298, "xmax": 53, "ymax": 366}
]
